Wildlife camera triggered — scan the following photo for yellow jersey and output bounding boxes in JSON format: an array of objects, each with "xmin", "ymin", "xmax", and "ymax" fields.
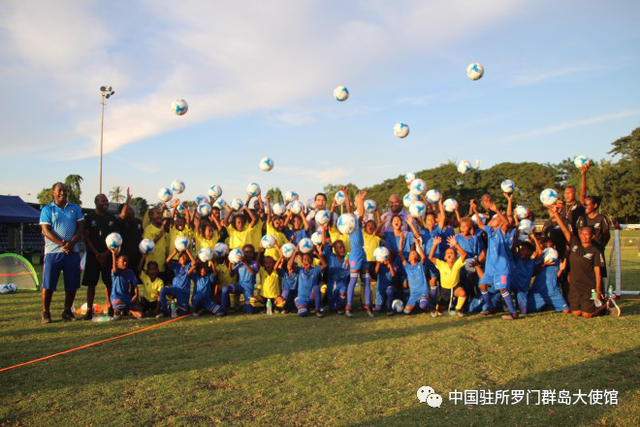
[
  {"xmin": 195, "ymin": 233, "xmax": 219, "ymax": 253},
  {"xmin": 138, "ymin": 271, "xmax": 164, "ymax": 301},
  {"xmin": 258, "ymin": 267, "xmax": 281, "ymax": 299},
  {"xmin": 328, "ymin": 226, "xmax": 350, "ymax": 253},
  {"xmin": 363, "ymin": 232, "xmax": 381, "ymax": 262},
  {"xmin": 435, "ymin": 258, "xmax": 465, "ymax": 289},
  {"xmin": 265, "ymin": 223, "xmax": 288, "ymax": 260},
  {"xmin": 169, "ymin": 226, "xmax": 194, "ymax": 260},
  {"xmin": 143, "ymin": 223, "xmax": 168, "ymax": 272},
  {"xmin": 250, "ymin": 219, "xmax": 265, "ymax": 253},
  {"xmin": 226, "ymin": 224, "xmax": 256, "ymax": 250},
  {"xmin": 217, "ymin": 263, "xmax": 236, "ymax": 286}
]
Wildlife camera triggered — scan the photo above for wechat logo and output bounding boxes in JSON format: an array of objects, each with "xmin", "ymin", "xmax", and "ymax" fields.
[{"xmin": 417, "ymin": 386, "xmax": 443, "ymax": 408}]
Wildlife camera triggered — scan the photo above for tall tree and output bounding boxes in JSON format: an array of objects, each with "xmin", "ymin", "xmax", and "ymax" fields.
[
  {"xmin": 266, "ymin": 187, "xmax": 283, "ymax": 203},
  {"xmin": 109, "ymin": 186, "xmax": 125, "ymax": 203},
  {"xmin": 36, "ymin": 188, "xmax": 53, "ymax": 205},
  {"xmin": 129, "ymin": 197, "xmax": 149, "ymax": 217},
  {"xmin": 64, "ymin": 174, "xmax": 84, "ymax": 205}
]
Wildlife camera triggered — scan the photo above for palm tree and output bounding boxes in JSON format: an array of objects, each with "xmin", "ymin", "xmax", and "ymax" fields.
[
  {"xmin": 109, "ymin": 186, "xmax": 125, "ymax": 203},
  {"xmin": 64, "ymin": 174, "xmax": 84, "ymax": 205}
]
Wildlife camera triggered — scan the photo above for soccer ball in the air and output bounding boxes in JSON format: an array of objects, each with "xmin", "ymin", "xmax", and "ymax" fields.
[
  {"xmin": 284, "ymin": 191, "xmax": 299, "ymax": 203},
  {"xmin": 409, "ymin": 178, "xmax": 426, "ymax": 195},
  {"xmin": 174, "ymin": 236, "xmax": 190, "ymax": 252},
  {"xmin": 394, "ymin": 123, "xmax": 410, "ymax": 138},
  {"xmin": 290, "ymin": 201, "xmax": 304, "ymax": 215},
  {"xmin": 457, "ymin": 160, "xmax": 472, "ymax": 174},
  {"xmin": 170, "ymin": 180, "xmax": 185, "ymax": 194},
  {"xmin": 333, "ymin": 86, "xmax": 349, "ymax": 101},
  {"xmin": 198, "ymin": 247, "xmax": 214, "ymax": 262},
  {"xmin": 208, "ymin": 185, "xmax": 222, "ymax": 200},
  {"xmin": 574, "ymin": 155, "xmax": 589, "ymax": 169},
  {"xmin": 364, "ymin": 200, "xmax": 377, "ymax": 213},
  {"xmin": 259, "ymin": 157, "xmax": 274, "ymax": 171},
  {"xmin": 213, "ymin": 198, "xmax": 225, "ymax": 210},
  {"xmin": 298, "ymin": 238, "xmax": 314, "ymax": 254},
  {"xmin": 467, "ymin": 63, "xmax": 484, "ymax": 80},
  {"xmin": 426, "ymin": 189, "xmax": 441, "ymax": 204},
  {"xmin": 501, "ymin": 179, "xmax": 515, "ymax": 194},
  {"xmin": 213, "ymin": 243, "xmax": 229, "ymax": 258},
  {"xmin": 391, "ymin": 299, "xmax": 404, "ymax": 313},
  {"xmin": 472, "ymin": 213, "xmax": 486, "ymax": 225},
  {"xmin": 228, "ymin": 249, "xmax": 243, "ymax": 264},
  {"xmin": 230, "ymin": 198, "xmax": 244, "ymax": 211},
  {"xmin": 409, "ymin": 201, "xmax": 426, "ymax": 218},
  {"xmin": 195, "ymin": 195, "xmax": 208, "ymax": 206},
  {"xmin": 138, "ymin": 239, "xmax": 155, "ymax": 255},
  {"xmin": 172, "ymin": 99, "xmax": 188, "ymax": 116},
  {"xmin": 272, "ymin": 203, "xmax": 286, "ymax": 216},
  {"xmin": 403, "ymin": 193, "xmax": 418, "ymax": 208},
  {"xmin": 105, "ymin": 232, "xmax": 123, "ymax": 250},
  {"xmin": 311, "ymin": 231, "xmax": 323, "ymax": 246},
  {"xmin": 315, "ymin": 210, "xmax": 330, "ymax": 225},
  {"xmin": 157, "ymin": 187, "xmax": 173, "ymax": 203},
  {"xmin": 246, "ymin": 183, "xmax": 261, "ymax": 197},
  {"xmin": 260, "ymin": 235, "xmax": 276, "ymax": 250},
  {"xmin": 373, "ymin": 246, "xmax": 390, "ymax": 263},
  {"xmin": 518, "ymin": 219, "xmax": 534, "ymax": 235},
  {"xmin": 444, "ymin": 198, "xmax": 458, "ymax": 213},
  {"xmin": 514, "ymin": 205, "xmax": 529, "ymax": 220},
  {"xmin": 404, "ymin": 172, "xmax": 416, "ymax": 186},
  {"xmin": 543, "ymin": 247, "xmax": 559, "ymax": 263},
  {"xmin": 198, "ymin": 203, "xmax": 212, "ymax": 217},
  {"xmin": 281, "ymin": 243, "xmax": 296, "ymax": 259},
  {"xmin": 540, "ymin": 188, "xmax": 559, "ymax": 206},
  {"xmin": 337, "ymin": 213, "xmax": 357, "ymax": 235}
]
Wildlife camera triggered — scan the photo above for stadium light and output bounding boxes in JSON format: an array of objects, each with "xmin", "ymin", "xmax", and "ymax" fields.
[{"xmin": 98, "ymin": 86, "xmax": 115, "ymax": 194}]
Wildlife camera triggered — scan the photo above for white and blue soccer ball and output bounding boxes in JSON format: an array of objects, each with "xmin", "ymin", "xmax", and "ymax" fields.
[
  {"xmin": 444, "ymin": 198, "xmax": 458, "ymax": 213},
  {"xmin": 464, "ymin": 257, "xmax": 478, "ymax": 273},
  {"xmin": 404, "ymin": 172, "xmax": 416, "ymax": 186},
  {"xmin": 259, "ymin": 157, "xmax": 274, "ymax": 171},
  {"xmin": 393, "ymin": 122, "xmax": 410, "ymax": 138},
  {"xmin": 157, "ymin": 187, "xmax": 173, "ymax": 203},
  {"xmin": 540, "ymin": 188, "xmax": 559, "ymax": 206},
  {"xmin": 212, "ymin": 198, "xmax": 225, "ymax": 210},
  {"xmin": 289, "ymin": 200, "xmax": 304, "ymax": 215},
  {"xmin": 230, "ymin": 198, "xmax": 244, "ymax": 211},
  {"xmin": 105, "ymin": 232, "xmax": 123, "ymax": 250},
  {"xmin": 543, "ymin": 247, "xmax": 559, "ymax": 263},
  {"xmin": 334, "ymin": 190, "xmax": 346, "ymax": 206},
  {"xmin": 174, "ymin": 236, "xmax": 190, "ymax": 252},
  {"xmin": 333, "ymin": 85, "xmax": 349, "ymax": 101},
  {"xmin": 0, "ymin": 284, "xmax": 17, "ymax": 294},
  {"xmin": 574, "ymin": 155, "xmax": 589, "ymax": 169},
  {"xmin": 246, "ymin": 183, "xmax": 261, "ymax": 197},
  {"xmin": 176, "ymin": 203, "xmax": 186, "ymax": 215},
  {"xmin": 364, "ymin": 199, "xmax": 377, "ymax": 213},
  {"xmin": 198, "ymin": 247, "xmax": 214, "ymax": 262},
  {"xmin": 403, "ymin": 192, "xmax": 419, "ymax": 208},
  {"xmin": 315, "ymin": 210, "xmax": 331, "ymax": 226},
  {"xmin": 518, "ymin": 219, "xmax": 534, "ymax": 235},
  {"xmin": 467, "ymin": 63, "xmax": 484, "ymax": 80},
  {"xmin": 373, "ymin": 246, "xmax": 390, "ymax": 263},
  {"xmin": 260, "ymin": 234, "xmax": 277, "ymax": 250},
  {"xmin": 208, "ymin": 185, "xmax": 223, "ymax": 201},
  {"xmin": 426, "ymin": 189, "xmax": 441, "ymax": 204},
  {"xmin": 228, "ymin": 248, "xmax": 244, "ymax": 264},
  {"xmin": 170, "ymin": 180, "xmax": 185, "ymax": 194},
  {"xmin": 501, "ymin": 179, "xmax": 515, "ymax": 194},
  {"xmin": 298, "ymin": 238, "xmax": 314, "ymax": 254},
  {"xmin": 517, "ymin": 233, "xmax": 530, "ymax": 243},
  {"xmin": 138, "ymin": 238, "xmax": 155, "ymax": 255},
  {"xmin": 198, "ymin": 203, "xmax": 212, "ymax": 217},
  {"xmin": 409, "ymin": 178, "xmax": 426, "ymax": 195},
  {"xmin": 284, "ymin": 191, "xmax": 299, "ymax": 203},
  {"xmin": 472, "ymin": 213, "xmax": 487, "ymax": 225},
  {"xmin": 281, "ymin": 243, "xmax": 296, "ymax": 259},
  {"xmin": 457, "ymin": 159, "xmax": 472, "ymax": 174},
  {"xmin": 391, "ymin": 299, "xmax": 404, "ymax": 313},
  {"xmin": 337, "ymin": 213, "xmax": 357, "ymax": 235},
  {"xmin": 171, "ymin": 99, "xmax": 189, "ymax": 116},
  {"xmin": 213, "ymin": 242, "xmax": 229, "ymax": 258},
  {"xmin": 272, "ymin": 203, "xmax": 286, "ymax": 216},
  {"xmin": 306, "ymin": 198, "xmax": 315, "ymax": 211},
  {"xmin": 514, "ymin": 205, "xmax": 529, "ymax": 220},
  {"xmin": 195, "ymin": 195, "xmax": 208, "ymax": 206},
  {"xmin": 409, "ymin": 201, "xmax": 427, "ymax": 218},
  {"xmin": 311, "ymin": 231, "xmax": 323, "ymax": 246}
]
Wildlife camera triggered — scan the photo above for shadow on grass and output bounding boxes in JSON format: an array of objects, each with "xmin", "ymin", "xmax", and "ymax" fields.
[{"xmin": 353, "ymin": 346, "xmax": 640, "ymax": 426}]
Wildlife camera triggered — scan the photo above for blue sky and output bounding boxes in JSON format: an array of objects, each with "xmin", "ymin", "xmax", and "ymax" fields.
[{"xmin": 1, "ymin": 0, "xmax": 639, "ymax": 206}]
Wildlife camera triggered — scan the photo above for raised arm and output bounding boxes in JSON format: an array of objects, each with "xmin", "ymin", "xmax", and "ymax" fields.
[
  {"xmin": 265, "ymin": 195, "xmax": 273, "ymax": 225},
  {"xmin": 470, "ymin": 201, "xmax": 485, "ymax": 231},
  {"xmin": 530, "ymin": 233, "xmax": 543, "ymax": 258},
  {"xmin": 110, "ymin": 248, "xmax": 117, "ymax": 274},
  {"xmin": 119, "ymin": 187, "xmax": 132, "ymax": 221},
  {"xmin": 243, "ymin": 206, "xmax": 257, "ymax": 228},
  {"xmin": 550, "ymin": 205, "xmax": 571, "ymax": 242},
  {"xmin": 437, "ymin": 199, "xmax": 446, "ymax": 229},
  {"xmin": 343, "ymin": 188, "xmax": 353, "ymax": 214},
  {"xmin": 428, "ymin": 236, "xmax": 441, "ymax": 265},
  {"xmin": 137, "ymin": 253, "xmax": 147, "ymax": 275},
  {"xmin": 315, "ymin": 246, "xmax": 327, "ymax": 270},
  {"xmin": 580, "ymin": 162, "xmax": 589, "ymax": 206},
  {"xmin": 354, "ymin": 190, "xmax": 366, "ymax": 220},
  {"xmin": 504, "ymin": 193, "xmax": 514, "ymax": 225},
  {"xmin": 165, "ymin": 248, "xmax": 178, "ymax": 266},
  {"xmin": 448, "ymin": 235, "xmax": 467, "ymax": 261},
  {"xmin": 301, "ymin": 212, "xmax": 310, "ymax": 232}
]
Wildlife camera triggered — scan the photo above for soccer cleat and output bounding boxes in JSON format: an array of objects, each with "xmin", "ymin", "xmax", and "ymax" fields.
[
  {"xmin": 430, "ymin": 310, "xmax": 438, "ymax": 318},
  {"xmin": 316, "ymin": 311, "xmax": 324, "ymax": 318},
  {"xmin": 345, "ymin": 310, "xmax": 354, "ymax": 318},
  {"xmin": 456, "ymin": 311, "xmax": 465, "ymax": 318},
  {"xmin": 155, "ymin": 311, "xmax": 169, "ymax": 319},
  {"xmin": 501, "ymin": 314, "xmax": 518, "ymax": 320},
  {"xmin": 82, "ymin": 309, "xmax": 93, "ymax": 321},
  {"xmin": 192, "ymin": 311, "xmax": 200, "ymax": 317},
  {"xmin": 366, "ymin": 309, "xmax": 375, "ymax": 318},
  {"xmin": 480, "ymin": 310, "xmax": 492, "ymax": 316},
  {"xmin": 41, "ymin": 311, "xmax": 52, "ymax": 324},
  {"xmin": 112, "ymin": 314, "xmax": 122, "ymax": 321},
  {"xmin": 61, "ymin": 310, "xmax": 76, "ymax": 322}
]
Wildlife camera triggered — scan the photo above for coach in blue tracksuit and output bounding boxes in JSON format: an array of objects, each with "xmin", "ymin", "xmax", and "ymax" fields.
[{"xmin": 39, "ymin": 182, "xmax": 84, "ymax": 323}]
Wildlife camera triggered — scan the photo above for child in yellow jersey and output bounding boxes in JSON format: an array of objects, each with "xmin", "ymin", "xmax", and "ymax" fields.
[
  {"xmin": 429, "ymin": 235, "xmax": 468, "ymax": 317},
  {"xmin": 137, "ymin": 255, "xmax": 163, "ymax": 314},
  {"xmin": 254, "ymin": 252, "xmax": 285, "ymax": 310},
  {"xmin": 195, "ymin": 221, "xmax": 221, "ymax": 253},
  {"xmin": 264, "ymin": 195, "xmax": 288, "ymax": 260},
  {"xmin": 363, "ymin": 218, "xmax": 382, "ymax": 301},
  {"xmin": 143, "ymin": 207, "xmax": 169, "ymax": 276},
  {"xmin": 223, "ymin": 205, "xmax": 258, "ymax": 250},
  {"xmin": 248, "ymin": 196, "xmax": 266, "ymax": 252},
  {"xmin": 169, "ymin": 215, "xmax": 195, "ymax": 260}
]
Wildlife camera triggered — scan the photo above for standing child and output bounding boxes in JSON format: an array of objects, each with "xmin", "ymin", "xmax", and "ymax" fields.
[
  {"xmin": 510, "ymin": 235, "xmax": 542, "ymax": 315},
  {"xmin": 108, "ymin": 249, "xmax": 142, "ymax": 320},
  {"xmin": 429, "ymin": 236, "xmax": 468, "ymax": 317},
  {"xmin": 322, "ymin": 237, "xmax": 350, "ymax": 314},
  {"xmin": 264, "ymin": 195, "xmax": 288, "ymax": 260},
  {"xmin": 375, "ymin": 252, "xmax": 398, "ymax": 315},
  {"xmin": 143, "ymin": 207, "xmax": 169, "ymax": 280},
  {"xmin": 397, "ymin": 233, "xmax": 428, "ymax": 315},
  {"xmin": 157, "ymin": 248, "xmax": 195, "ymax": 317}
]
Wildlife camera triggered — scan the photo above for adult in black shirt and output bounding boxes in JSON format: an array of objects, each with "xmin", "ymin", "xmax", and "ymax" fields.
[
  {"xmin": 82, "ymin": 193, "xmax": 119, "ymax": 319},
  {"xmin": 560, "ymin": 164, "xmax": 587, "ymax": 235},
  {"xmin": 118, "ymin": 190, "xmax": 144, "ymax": 276},
  {"xmin": 576, "ymin": 196, "xmax": 611, "ymax": 253},
  {"xmin": 552, "ymin": 206, "xmax": 605, "ymax": 318}
]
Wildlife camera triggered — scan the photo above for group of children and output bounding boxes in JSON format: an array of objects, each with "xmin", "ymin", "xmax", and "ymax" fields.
[{"xmin": 102, "ymin": 173, "xmax": 609, "ymax": 321}]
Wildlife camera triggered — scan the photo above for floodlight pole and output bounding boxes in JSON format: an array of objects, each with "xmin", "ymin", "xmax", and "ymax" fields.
[{"xmin": 99, "ymin": 95, "xmax": 105, "ymax": 194}]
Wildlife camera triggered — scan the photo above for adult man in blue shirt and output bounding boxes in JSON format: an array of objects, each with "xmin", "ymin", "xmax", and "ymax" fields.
[{"xmin": 39, "ymin": 182, "xmax": 85, "ymax": 323}]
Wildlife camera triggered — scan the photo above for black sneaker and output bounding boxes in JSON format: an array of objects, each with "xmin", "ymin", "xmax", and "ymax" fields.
[
  {"xmin": 61, "ymin": 310, "xmax": 76, "ymax": 322},
  {"xmin": 108, "ymin": 306, "xmax": 114, "ymax": 317},
  {"xmin": 41, "ymin": 311, "xmax": 52, "ymax": 324},
  {"xmin": 83, "ymin": 309, "xmax": 94, "ymax": 321}
]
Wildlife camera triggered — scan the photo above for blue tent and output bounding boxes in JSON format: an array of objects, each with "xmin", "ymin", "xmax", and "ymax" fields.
[{"xmin": 0, "ymin": 196, "xmax": 40, "ymax": 223}]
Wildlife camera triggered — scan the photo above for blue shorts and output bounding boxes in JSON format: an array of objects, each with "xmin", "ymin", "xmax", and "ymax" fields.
[
  {"xmin": 480, "ymin": 273, "xmax": 510, "ymax": 291},
  {"xmin": 42, "ymin": 252, "xmax": 81, "ymax": 291},
  {"xmin": 349, "ymin": 257, "xmax": 368, "ymax": 272},
  {"xmin": 192, "ymin": 294, "xmax": 221, "ymax": 314},
  {"xmin": 111, "ymin": 296, "xmax": 133, "ymax": 311}
]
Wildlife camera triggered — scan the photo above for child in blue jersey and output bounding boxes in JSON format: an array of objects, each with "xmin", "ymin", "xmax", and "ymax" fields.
[
  {"xmin": 157, "ymin": 248, "xmax": 196, "ymax": 317},
  {"xmin": 108, "ymin": 249, "xmax": 142, "ymax": 320},
  {"xmin": 322, "ymin": 237, "xmax": 350, "ymax": 313},
  {"xmin": 380, "ymin": 214, "xmax": 413, "ymax": 289},
  {"xmin": 190, "ymin": 260, "xmax": 222, "ymax": 316},
  {"xmin": 221, "ymin": 244, "xmax": 259, "ymax": 315},
  {"xmin": 375, "ymin": 251, "xmax": 398, "ymax": 315},
  {"xmin": 288, "ymin": 246, "xmax": 327, "ymax": 318},
  {"xmin": 527, "ymin": 240, "xmax": 570, "ymax": 314},
  {"xmin": 283, "ymin": 210, "xmax": 310, "ymax": 245},
  {"xmin": 511, "ymin": 235, "xmax": 542, "ymax": 314},
  {"xmin": 455, "ymin": 216, "xmax": 486, "ymax": 302},
  {"xmin": 397, "ymin": 233, "xmax": 428, "ymax": 314},
  {"xmin": 344, "ymin": 190, "xmax": 374, "ymax": 318},
  {"xmin": 472, "ymin": 196, "xmax": 520, "ymax": 320},
  {"xmin": 406, "ymin": 211, "xmax": 442, "ymax": 308},
  {"xmin": 280, "ymin": 256, "xmax": 299, "ymax": 313}
]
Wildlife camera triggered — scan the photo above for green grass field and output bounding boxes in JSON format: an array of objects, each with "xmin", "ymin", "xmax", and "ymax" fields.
[{"xmin": 0, "ymin": 233, "xmax": 638, "ymax": 426}]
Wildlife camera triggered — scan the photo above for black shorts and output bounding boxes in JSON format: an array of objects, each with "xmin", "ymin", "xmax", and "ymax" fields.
[
  {"xmin": 438, "ymin": 285, "xmax": 462, "ymax": 306},
  {"xmin": 568, "ymin": 289, "xmax": 595, "ymax": 313},
  {"xmin": 82, "ymin": 256, "xmax": 112, "ymax": 287}
]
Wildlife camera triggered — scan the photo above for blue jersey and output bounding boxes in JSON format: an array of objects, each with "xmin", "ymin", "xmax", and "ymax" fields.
[
  {"xmin": 511, "ymin": 257, "xmax": 537, "ymax": 292},
  {"xmin": 192, "ymin": 273, "xmax": 214, "ymax": 297},
  {"xmin": 281, "ymin": 268, "xmax": 299, "ymax": 292},
  {"xmin": 419, "ymin": 226, "xmax": 443, "ymax": 260},
  {"xmin": 377, "ymin": 263, "xmax": 396, "ymax": 288},
  {"xmin": 285, "ymin": 229, "xmax": 308, "ymax": 245},
  {"xmin": 484, "ymin": 225, "xmax": 516, "ymax": 275},
  {"xmin": 39, "ymin": 202, "xmax": 84, "ymax": 254},
  {"xmin": 384, "ymin": 231, "xmax": 414, "ymax": 259},
  {"xmin": 438, "ymin": 226, "xmax": 456, "ymax": 255},
  {"xmin": 323, "ymin": 247, "xmax": 349, "ymax": 285},
  {"xmin": 348, "ymin": 220, "xmax": 366, "ymax": 265},
  {"xmin": 405, "ymin": 262, "xmax": 427, "ymax": 292},
  {"xmin": 455, "ymin": 234, "xmax": 484, "ymax": 259},
  {"xmin": 168, "ymin": 261, "xmax": 192, "ymax": 293},
  {"xmin": 531, "ymin": 259, "xmax": 560, "ymax": 294},
  {"xmin": 297, "ymin": 266, "xmax": 322, "ymax": 298},
  {"xmin": 111, "ymin": 268, "xmax": 137, "ymax": 302},
  {"xmin": 235, "ymin": 261, "xmax": 259, "ymax": 284}
]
